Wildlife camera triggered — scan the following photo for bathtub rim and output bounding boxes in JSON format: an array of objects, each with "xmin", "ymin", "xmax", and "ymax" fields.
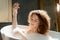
[{"xmin": 1, "ymin": 25, "xmax": 60, "ymax": 40}]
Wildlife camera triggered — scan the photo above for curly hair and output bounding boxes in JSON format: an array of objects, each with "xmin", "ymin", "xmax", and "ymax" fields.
[{"xmin": 28, "ymin": 10, "xmax": 50, "ymax": 34}]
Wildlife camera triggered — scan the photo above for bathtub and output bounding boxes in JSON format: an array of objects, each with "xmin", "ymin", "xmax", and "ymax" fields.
[{"xmin": 1, "ymin": 25, "xmax": 60, "ymax": 40}]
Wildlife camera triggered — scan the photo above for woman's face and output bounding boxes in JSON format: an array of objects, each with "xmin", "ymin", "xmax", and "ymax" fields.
[{"xmin": 29, "ymin": 14, "xmax": 40, "ymax": 29}]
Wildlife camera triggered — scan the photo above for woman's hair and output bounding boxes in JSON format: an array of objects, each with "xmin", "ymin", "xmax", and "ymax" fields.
[{"xmin": 28, "ymin": 10, "xmax": 50, "ymax": 34}]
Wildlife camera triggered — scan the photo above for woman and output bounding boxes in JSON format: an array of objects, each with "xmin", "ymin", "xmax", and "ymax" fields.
[
  {"xmin": 27, "ymin": 10, "xmax": 50, "ymax": 35},
  {"xmin": 12, "ymin": 2, "xmax": 55, "ymax": 40}
]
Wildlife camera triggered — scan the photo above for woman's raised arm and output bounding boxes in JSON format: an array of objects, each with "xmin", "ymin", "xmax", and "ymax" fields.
[{"xmin": 12, "ymin": 2, "xmax": 20, "ymax": 30}]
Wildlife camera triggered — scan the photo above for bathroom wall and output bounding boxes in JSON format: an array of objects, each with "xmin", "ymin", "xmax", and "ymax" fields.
[
  {"xmin": 42, "ymin": 0, "xmax": 56, "ymax": 31},
  {"xmin": 0, "ymin": 0, "xmax": 9, "ymax": 22},
  {"xmin": 0, "ymin": 0, "xmax": 12, "ymax": 22}
]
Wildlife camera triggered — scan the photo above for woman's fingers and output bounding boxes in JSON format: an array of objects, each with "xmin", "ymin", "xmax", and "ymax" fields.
[
  {"xmin": 13, "ymin": 2, "xmax": 20, "ymax": 10},
  {"xmin": 13, "ymin": 2, "xmax": 20, "ymax": 14}
]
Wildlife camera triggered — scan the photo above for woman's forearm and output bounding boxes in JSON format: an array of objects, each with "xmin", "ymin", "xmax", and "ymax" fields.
[{"xmin": 12, "ymin": 13, "xmax": 17, "ymax": 30}]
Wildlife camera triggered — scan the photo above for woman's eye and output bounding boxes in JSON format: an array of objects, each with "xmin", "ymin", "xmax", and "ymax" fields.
[
  {"xmin": 34, "ymin": 20, "xmax": 38, "ymax": 22},
  {"xmin": 31, "ymin": 19, "xmax": 39, "ymax": 22}
]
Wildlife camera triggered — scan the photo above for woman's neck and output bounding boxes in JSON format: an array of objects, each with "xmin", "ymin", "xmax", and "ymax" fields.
[{"xmin": 27, "ymin": 27, "xmax": 38, "ymax": 34}]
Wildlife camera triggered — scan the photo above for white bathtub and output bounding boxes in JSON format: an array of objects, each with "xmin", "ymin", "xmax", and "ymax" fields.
[{"xmin": 1, "ymin": 25, "xmax": 60, "ymax": 40}]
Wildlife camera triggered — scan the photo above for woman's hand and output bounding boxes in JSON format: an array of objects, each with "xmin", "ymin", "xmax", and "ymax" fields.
[{"xmin": 13, "ymin": 2, "xmax": 20, "ymax": 15}]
